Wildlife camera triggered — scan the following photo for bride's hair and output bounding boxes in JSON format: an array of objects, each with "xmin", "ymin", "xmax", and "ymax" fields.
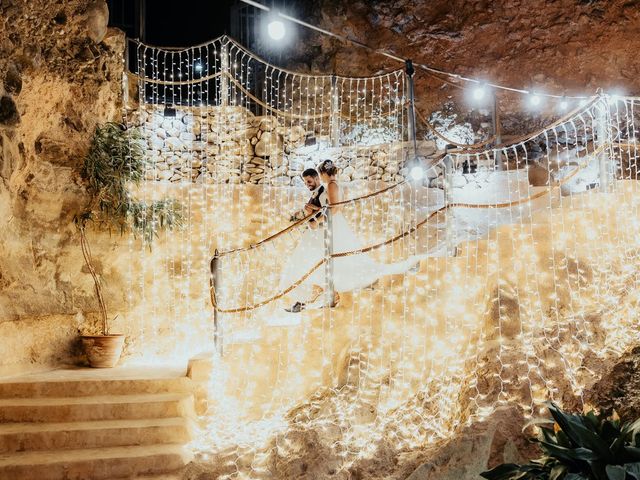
[{"xmin": 318, "ymin": 159, "xmax": 338, "ymax": 176}]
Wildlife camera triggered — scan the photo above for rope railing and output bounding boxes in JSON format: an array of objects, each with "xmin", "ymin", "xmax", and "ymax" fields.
[
  {"xmin": 128, "ymin": 35, "xmax": 405, "ymax": 81},
  {"xmin": 209, "ymin": 144, "xmax": 604, "ymax": 313},
  {"xmin": 416, "ymin": 108, "xmax": 497, "ymax": 149},
  {"xmin": 126, "ymin": 70, "xmax": 224, "ymax": 87},
  {"xmin": 212, "ymin": 101, "xmax": 607, "ymax": 262},
  {"xmin": 129, "ymin": 67, "xmax": 405, "ymax": 122},
  {"xmin": 215, "ymin": 177, "xmax": 422, "ymax": 258},
  {"xmin": 451, "ymin": 96, "xmax": 602, "ymax": 155},
  {"xmin": 416, "ymin": 95, "xmax": 602, "ymax": 154},
  {"xmin": 216, "ymin": 207, "xmax": 327, "ymax": 257}
]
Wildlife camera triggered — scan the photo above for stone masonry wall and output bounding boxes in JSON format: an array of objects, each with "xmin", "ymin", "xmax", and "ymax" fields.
[{"xmin": 134, "ymin": 105, "xmax": 439, "ymax": 186}]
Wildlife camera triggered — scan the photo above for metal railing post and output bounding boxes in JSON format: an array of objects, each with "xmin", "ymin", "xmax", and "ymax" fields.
[
  {"xmin": 405, "ymin": 59, "xmax": 418, "ymax": 160},
  {"xmin": 323, "ymin": 207, "xmax": 336, "ymax": 307},
  {"xmin": 444, "ymin": 154, "xmax": 457, "ymax": 256},
  {"xmin": 210, "ymin": 249, "xmax": 223, "ymax": 356},
  {"xmin": 492, "ymin": 92, "xmax": 503, "ymax": 170}
]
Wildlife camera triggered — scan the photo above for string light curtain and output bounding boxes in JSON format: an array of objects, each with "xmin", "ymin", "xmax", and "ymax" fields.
[{"xmin": 124, "ymin": 35, "xmax": 640, "ymax": 478}]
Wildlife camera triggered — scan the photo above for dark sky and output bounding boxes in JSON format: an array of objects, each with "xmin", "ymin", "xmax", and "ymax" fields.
[
  {"xmin": 144, "ymin": 0, "xmax": 234, "ymax": 46},
  {"xmin": 108, "ymin": 0, "xmax": 314, "ymax": 47}
]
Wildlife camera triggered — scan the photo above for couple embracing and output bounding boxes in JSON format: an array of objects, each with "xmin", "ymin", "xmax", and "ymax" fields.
[{"xmin": 280, "ymin": 160, "xmax": 421, "ymax": 313}]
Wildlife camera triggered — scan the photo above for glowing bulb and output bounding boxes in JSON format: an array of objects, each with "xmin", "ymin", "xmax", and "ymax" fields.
[
  {"xmin": 267, "ymin": 19, "xmax": 286, "ymax": 40},
  {"xmin": 529, "ymin": 93, "xmax": 541, "ymax": 107},
  {"xmin": 410, "ymin": 166, "xmax": 424, "ymax": 181},
  {"xmin": 194, "ymin": 63, "xmax": 203, "ymax": 72},
  {"xmin": 473, "ymin": 85, "xmax": 486, "ymax": 101},
  {"xmin": 559, "ymin": 97, "xmax": 568, "ymax": 111}
]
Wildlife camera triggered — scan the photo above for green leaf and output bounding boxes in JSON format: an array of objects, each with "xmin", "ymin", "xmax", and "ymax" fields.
[
  {"xmin": 549, "ymin": 464, "xmax": 567, "ymax": 480},
  {"xmin": 539, "ymin": 440, "xmax": 594, "ymax": 463},
  {"xmin": 605, "ymin": 465, "xmax": 626, "ymax": 480},
  {"xmin": 602, "ymin": 420, "xmax": 623, "ymax": 444},
  {"xmin": 547, "ymin": 405, "xmax": 612, "ymax": 461},
  {"xmin": 480, "ymin": 463, "xmax": 523, "ymax": 480},
  {"xmin": 564, "ymin": 474, "xmax": 588, "ymax": 480},
  {"xmin": 548, "ymin": 403, "xmax": 585, "ymax": 447}
]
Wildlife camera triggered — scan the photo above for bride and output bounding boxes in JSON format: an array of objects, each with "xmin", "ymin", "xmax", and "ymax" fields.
[{"xmin": 280, "ymin": 159, "xmax": 420, "ymax": 313}]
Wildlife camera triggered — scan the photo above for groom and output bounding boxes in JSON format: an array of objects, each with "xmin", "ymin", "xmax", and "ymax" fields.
[
  {"xmin": 284, "ymin": 168, "xmax": 328, "ymax": 313},
  {"xmin": 289, "ymin": 168, "xmax": 326, "ymax": 225}
]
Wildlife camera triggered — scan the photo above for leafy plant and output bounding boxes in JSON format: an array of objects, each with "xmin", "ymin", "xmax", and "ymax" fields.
[
  {"xmin": 76, "ymin": 122, "xmax": 182, "ymax": 335},
  {"xmin": 481, "ymin": 403, "xmax": 640, "ymax": 480}
]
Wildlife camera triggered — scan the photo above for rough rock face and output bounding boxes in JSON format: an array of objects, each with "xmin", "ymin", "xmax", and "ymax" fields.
[
  {"xmin": 586, "ymin": 346, "xmax": 640, "ymax": 421},
  {"xmin": 0, "ymin": 0, "xmax": 124, "ymax": 372},
  {"xmin": 289, "ymin": 0, "xmax": 640, "ymax": 135},
  {"xmin": 1, "ymin": 2, "xmax": 639, "ymax": 479}
]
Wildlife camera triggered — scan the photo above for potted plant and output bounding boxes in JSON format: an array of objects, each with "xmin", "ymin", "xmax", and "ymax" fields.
[
  {"xmin": 76, "ymin": 122, "xmax": 181, "ymax": 367},
  {"xmin": 481, "ymin": 402, "xmax": 640, "ymax": 480}
]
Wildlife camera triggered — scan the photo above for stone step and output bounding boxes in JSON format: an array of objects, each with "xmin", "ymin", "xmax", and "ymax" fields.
[
  {"xmin": 0, "ymin": 393, "xmax": 194, "ymax": 423},
  {"xmin": 0, "ymin": 444, "xmax": 192, "ymax": 480},
  {"xmin": 0, "ymin": 367, "xmax": 193, "ymax": 399},
  {"xmin": 0, "ymin": 417, "xmax": 191, "ymax": 453}
]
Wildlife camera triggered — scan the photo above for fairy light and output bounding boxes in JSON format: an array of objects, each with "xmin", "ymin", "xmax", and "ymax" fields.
[
  {"xmin": 529, "ymin": 92, "xmax": 541, "ymax": 107},
  {"xmin": 559, "ymin": 96, "xmax": 569, "ymax": 111},
  {"xmin": 472, "ymin": 84, "xmax": 487, "ymax": 101},
  {"xmin": 122, "ymin": 35, "xmax": 640, "ymax": 478},
  {"xmin": 267, "ymin": 18, "xmax": 286, "ymax": 40},
  {"xmin": 410, "ymin": 165, "xmax": 424, "ymax": 180}
]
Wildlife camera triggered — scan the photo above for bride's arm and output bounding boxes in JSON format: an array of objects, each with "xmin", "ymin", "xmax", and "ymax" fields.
[{"xmin": 327, "ymin": 182, "xmax": 341, "ymax": 214}]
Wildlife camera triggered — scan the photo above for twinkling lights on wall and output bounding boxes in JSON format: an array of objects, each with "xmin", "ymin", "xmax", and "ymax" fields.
[{"xmin": 124, "ymin": 35, "xmax": 640, "ymax": 478}]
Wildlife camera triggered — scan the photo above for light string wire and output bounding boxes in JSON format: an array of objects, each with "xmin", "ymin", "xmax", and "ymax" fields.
[{"xmin": 237, "ymin": 0, "xmax": 593, "ymax": 100}]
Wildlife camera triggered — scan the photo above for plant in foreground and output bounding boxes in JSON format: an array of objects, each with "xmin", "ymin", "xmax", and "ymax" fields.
[
  {"xmin": 481, "ymin": 402, "xmax": 640, "ymax": 480},
  {"xmin": 76, "ymin": 122, "xmax": 182, "ymax": 336}
]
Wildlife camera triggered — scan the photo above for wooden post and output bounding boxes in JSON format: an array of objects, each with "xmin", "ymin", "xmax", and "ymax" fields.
[{"xmin": 210, "ymin": 249, "xmax": 223, "ymax": 356}]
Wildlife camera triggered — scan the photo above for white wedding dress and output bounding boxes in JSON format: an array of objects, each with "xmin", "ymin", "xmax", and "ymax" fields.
[{"xmin": 279, "ymin": 183, "xmax": 421, "ymax": 304}]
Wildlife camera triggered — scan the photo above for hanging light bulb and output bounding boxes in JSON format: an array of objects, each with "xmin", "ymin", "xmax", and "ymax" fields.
[
  {"xmin": 529, "ymin": 93, "xmax": 541, "ymax": 107},
  {"xmin": 267, "ymin": 19, "xmax": 286, "ymax": 40},
  {"xmin": 410, "ymin": 165, "xmax": 424, "ymax": 181},
  {"xmin": 559, "ymin": 96, "xmax": 568, "ymax": 111},
  {"xmin": 194, "ymin": 62, "xmax": 203, "ymax": 73},
  {"xmin": 472, "ymin": 84, "xmax": 487, "ymax": 101}
]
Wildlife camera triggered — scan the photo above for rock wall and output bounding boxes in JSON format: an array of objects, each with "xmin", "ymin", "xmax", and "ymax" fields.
[
  {"xmin": 134, "ymin": 105, "xmax": 438, "ymax": 185},
  {"xmin": 289, "ymin": 0, "xmax": 640, "ymax": 136},
  {"xmin": 0, "ymin": 0, "xmax": 126, "ymax": 374}
]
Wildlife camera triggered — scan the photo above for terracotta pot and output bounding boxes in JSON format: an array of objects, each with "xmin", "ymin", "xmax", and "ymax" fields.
[{"xmin": 81, "ymin": 334, "xmax": 125, "ymax": 368}]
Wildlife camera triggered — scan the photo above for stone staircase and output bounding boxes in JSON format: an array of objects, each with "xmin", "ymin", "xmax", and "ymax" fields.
[{"xmin": 0, "ymin": 366, "xmax": 196, "ymax": 480}]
